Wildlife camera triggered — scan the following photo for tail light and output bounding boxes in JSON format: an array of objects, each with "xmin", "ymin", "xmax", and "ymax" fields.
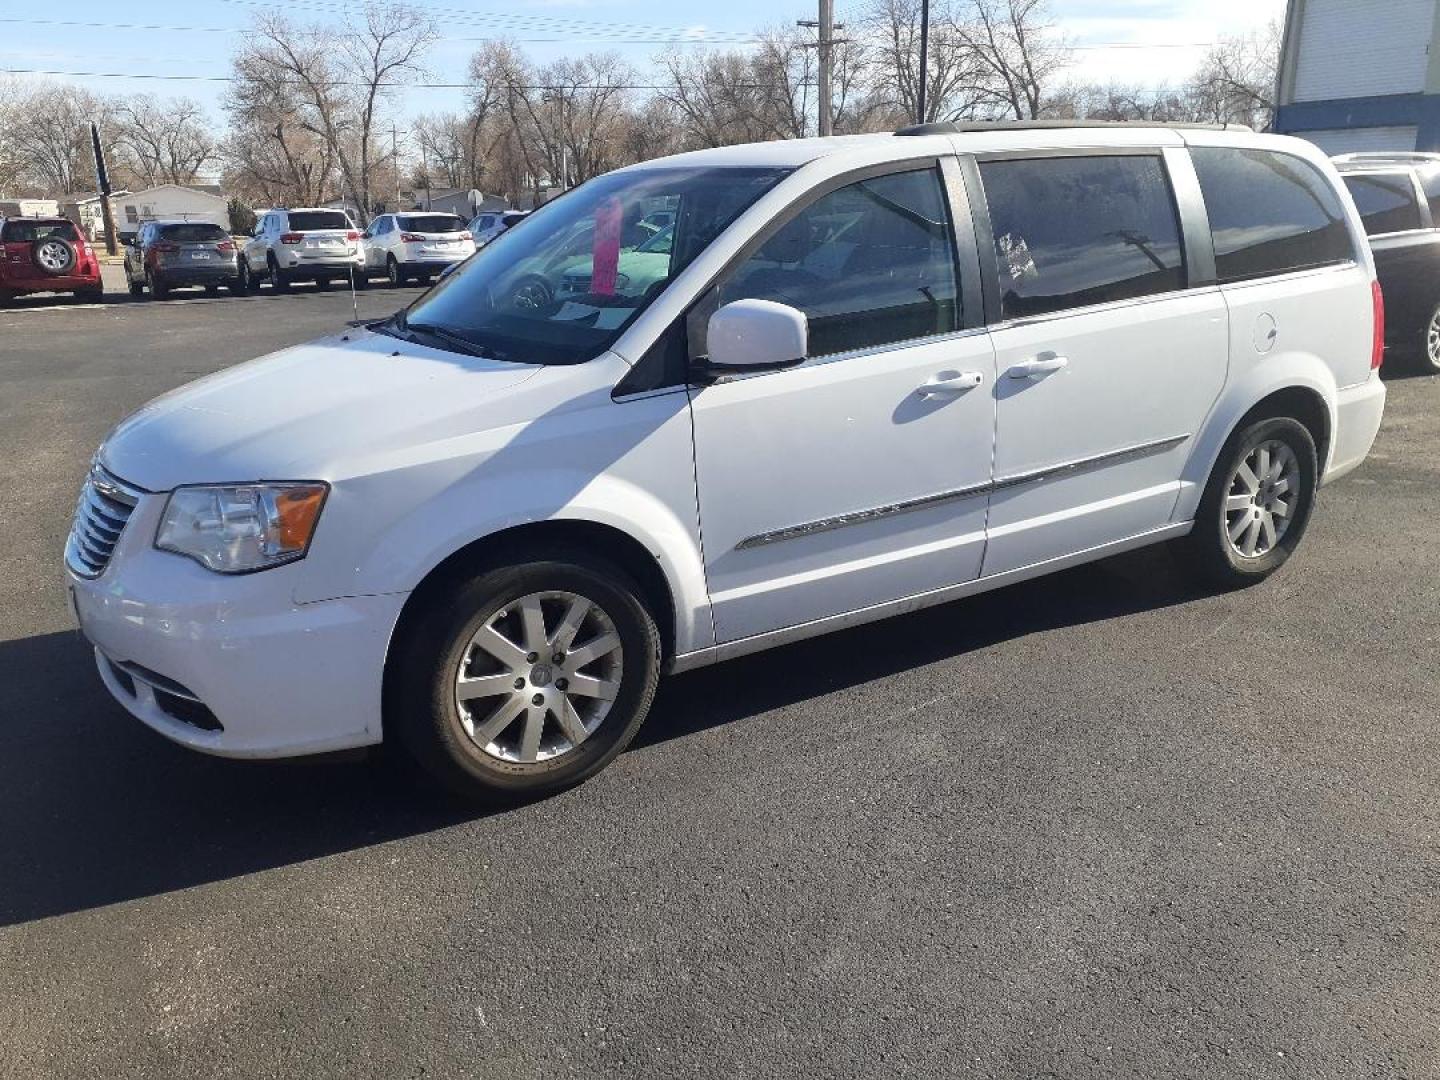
[
  {"xmin": 1371, "ymin": 279, "xmax": 1385, "ymax": 370},
  {"xmin": 400, "ymin": 232, "xmax": 425, "ymax": 243},
  {"xmin": 346, "ymin": 231, "xmax": 360, "ymax": 241},
  {"xmin": 216, "ymin": 241, "xmax": 235, "ymax": 253},
  {"xmin": 280, "ymin": 232, "xmax": 302, "ymax": 245}
]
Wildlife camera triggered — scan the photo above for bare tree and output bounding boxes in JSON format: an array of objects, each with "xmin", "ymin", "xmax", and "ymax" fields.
[
  {"xmin": 233, "ymin": 3, "xmax": 436, "ymax": 220},
  {"xmin": 951, "ymin": 0, "xmax": 1071, "ymax": 120},
  {"xmin": 3, "ymin": 83, "xmax": 105, "ymax": 194},
  {"xmin": 861, "ymin": 0, "xmax": 983, "ymax": 125},
  {"xmin": 111, "ymin": 96, "xmax": 216, "ymax": 186},
  {"xmin": 1188, "ymin": 20, "xmax": 1282, "ymax": 129}
]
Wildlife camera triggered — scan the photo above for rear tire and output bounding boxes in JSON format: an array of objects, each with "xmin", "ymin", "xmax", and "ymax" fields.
[
  {"xmin": 1408, "ymin": 299, "xmax": 1440, "ymax": 375},
  {"xmin": 1178, "ymin": 415, "xmax": 1318, "ymax": 589},
  {"xmin": 391, "ymin": 548, "xmax": 661, "ymax": 804},
  {"xmin": 128, "ymin": 279, "xmax": 144, "ymax": 297},
  {"xmin": 204, "ymin": 283, "xmax": 220, "ymax": 296},
  {"xmin": 147, "ymin": 270, "xmax": 169, "ymax": 300},
  {"xmin": 315, "ymin": 276, "xmax": 332, "ymax": 290}
]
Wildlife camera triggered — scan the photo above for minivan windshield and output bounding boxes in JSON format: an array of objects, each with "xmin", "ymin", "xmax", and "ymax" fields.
[
  {"xmin": 398, "ymin": 214, "xmax": 466, "ymax": 233},
  {"xmin": 399, "ymin": 166, "xmax": 790, "ymax": 365}
]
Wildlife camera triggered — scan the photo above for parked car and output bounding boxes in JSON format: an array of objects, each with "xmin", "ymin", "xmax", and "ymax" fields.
[
  {"xmin": 123, "ymin": 220, "xmax": 238, "ymax": 299},
  {"xmin": 1333, "ymin": 152, "xmax": 1440, "ymax": 373},
  {"xmin": 360, "ymin": 212, "xmax": 475, "ymax": 286},
  {"xmin": 236, "ymin": 207, "xmax": 363, "ymax": 292},
  {"xmin": 68, "ymin": 123, "xmax": 1386, "ymax": 803},
  {"xmin": 0, "ymin": 216, "xmax": 103, "ymax": 304},
  {"xmin": 468, "ymin": 209, "xmax": 529, "ymax": 248}
]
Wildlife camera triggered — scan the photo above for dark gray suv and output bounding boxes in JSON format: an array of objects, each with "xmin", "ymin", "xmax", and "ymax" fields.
[
  {"xmin": 1335, "ymin": 152, "xmax": 1440, "ymax": 374},
  {"xmin": 124, "ymin": 220, "xmax": 238, "ymax": 300}
]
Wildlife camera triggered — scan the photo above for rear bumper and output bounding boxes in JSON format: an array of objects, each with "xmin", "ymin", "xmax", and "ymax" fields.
[
  {"xmin": 155, "ymin": 263, "xmax": 234, "ymax": 285},
  {"xmin": 0, "ymin": 273, "xmax": 101, "ymax": 294},
  {"xmin": 1324, "ymin": 376, "xmax": 1386, "ymax": 485}
]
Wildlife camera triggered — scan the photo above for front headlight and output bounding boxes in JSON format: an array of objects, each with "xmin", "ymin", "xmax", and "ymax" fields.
[{"xmin": 155, "ymin": 483, "xmax": 328, "ymax": 574}]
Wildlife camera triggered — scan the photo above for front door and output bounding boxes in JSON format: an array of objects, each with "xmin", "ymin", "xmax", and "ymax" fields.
[
  {"xmin": 689, "ymin": 163, "xmax": 997, "ymax": 645},
  {"xmin": 973, "ymin": 151, "xmax": 1229, "ymax": 576}
]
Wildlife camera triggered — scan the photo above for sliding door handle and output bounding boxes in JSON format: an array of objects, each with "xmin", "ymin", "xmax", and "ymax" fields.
[{"xmin": 1007, "ymin": 355, "xmax": 1069, "ymax": 379}]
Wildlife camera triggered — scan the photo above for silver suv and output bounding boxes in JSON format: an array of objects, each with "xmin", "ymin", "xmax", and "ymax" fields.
[{"xmin": 237, "ymin": 208, "xmax": 364, "ymax": 293}]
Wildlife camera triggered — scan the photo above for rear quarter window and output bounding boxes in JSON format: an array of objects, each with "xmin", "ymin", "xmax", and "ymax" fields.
[
  {"xmin": 1342, "ymin": 173, "xmax": 1423, "ymax": 236},
  {"xmin": 979, "ymin": 154, "xmax": 1186, "ymax": 319},
  {"xmin": 1190, "ymin": 147, "xmax": 1355, "ymax": 283}
]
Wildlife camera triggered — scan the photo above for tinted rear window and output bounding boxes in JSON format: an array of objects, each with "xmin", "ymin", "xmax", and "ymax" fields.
[
  {"xmin": 287, "ymin": 211, "xmax": 352, "ymax": 231},
  {"xmin": 979, "ymin": 154, "xmax": 1185, "ymax": 319},
  {"xmin": 2, "ymin": 219, "xmax": 78, "ymax": 243},
  {"xmin": 1342, "ymin": 173, "xmax": 1422, "ymax": 236},
  {"xmin": 398, "ymin": 215, "xmax": 466, "ymax": 233},
  {"xmin": 1191, "ymin": 148, "xmax": 1354, "ymax": 283},
  {"xmin": 159, "ymin": 223, "xmax": 229, "ymax": 242}
]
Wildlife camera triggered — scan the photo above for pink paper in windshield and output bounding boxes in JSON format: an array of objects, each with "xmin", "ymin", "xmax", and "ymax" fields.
[{"xmin": 591, "ymin": 197, "xmax": 623, "ymax": 296}]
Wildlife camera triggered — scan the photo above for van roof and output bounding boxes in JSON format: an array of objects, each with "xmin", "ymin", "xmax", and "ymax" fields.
[{"xmin": 621, "ymin": 122, "xmax": 1283, "ymax": 173}]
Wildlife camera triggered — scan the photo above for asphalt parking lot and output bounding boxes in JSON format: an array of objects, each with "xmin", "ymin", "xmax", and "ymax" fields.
[{"xmin": 1, "ymin": 273, "xmax": 1438, "ymax": 1079}]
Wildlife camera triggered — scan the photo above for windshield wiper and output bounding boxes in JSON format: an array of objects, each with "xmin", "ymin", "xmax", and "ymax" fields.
[{"xmin": 403, "ymin": 320, "xmax": 505, "ymax": 360}]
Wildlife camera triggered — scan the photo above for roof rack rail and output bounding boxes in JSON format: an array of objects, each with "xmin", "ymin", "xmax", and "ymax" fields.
[
  {"xmin": 894, "ymin": 119, "xmax": 1251, "ymax": 136},
  {"xmin": 1331, "ymin": 151, "xmax": 1440, "ymax": 163}
]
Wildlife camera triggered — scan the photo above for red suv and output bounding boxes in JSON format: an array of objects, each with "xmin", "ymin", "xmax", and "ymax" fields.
[{"xmin": 0, "ymin": 216, "xmax": 104, "ymax": 304}]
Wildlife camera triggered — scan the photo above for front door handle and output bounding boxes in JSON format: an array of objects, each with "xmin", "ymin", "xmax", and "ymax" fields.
[
  {"xmin": 918, "ymin": 371, "xmax": 984, "ymax": 398},
  {"xmin": 1008, "ymin": 355, "xmax": 1069, "ymax": 379}
]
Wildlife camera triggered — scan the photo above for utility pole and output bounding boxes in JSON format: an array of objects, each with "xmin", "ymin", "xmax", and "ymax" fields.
[
  {"xmin": 391, "ymin": 123, "xmax": 402, "ymax": 211},
  {"xmin": 817, "ymin": 0, "xmax": 834, "ymax": 137},
  {"xmin": 89, "ymin": 122, "xmax": 118, "ymax": 256},
  {"xmin": 798, "ymin": 3, "xmax": 844, "ymax": 137},
  {"xmin": 917, "ymin": 0, "xmax": 931, "ymax": 124}
]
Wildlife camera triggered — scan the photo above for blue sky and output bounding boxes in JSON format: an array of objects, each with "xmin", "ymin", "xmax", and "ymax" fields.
[{"xmin": 0, "ymin": 0, "xmax": 1287, "ymax": 121}]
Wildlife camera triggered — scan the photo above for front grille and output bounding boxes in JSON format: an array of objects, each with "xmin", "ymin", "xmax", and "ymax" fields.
[{"xmin": 65, "ymin": 462, "xmax": 143, "ymax": 578}]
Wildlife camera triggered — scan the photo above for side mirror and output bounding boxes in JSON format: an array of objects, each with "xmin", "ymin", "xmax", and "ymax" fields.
[{"xmin": 699, "ymin": 299, "xmax": 808, "ymax": 378}]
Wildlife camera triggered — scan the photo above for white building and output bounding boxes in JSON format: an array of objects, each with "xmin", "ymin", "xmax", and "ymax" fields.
[
  {"xmin": 1276, "ymin": 0, "xmax": 1440, "ymax": 153},
  {"xmin": 115, "ymin": 184, "xmax": 231, "ymax": 241}
]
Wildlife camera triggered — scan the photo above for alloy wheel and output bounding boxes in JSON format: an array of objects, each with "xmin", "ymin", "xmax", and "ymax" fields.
[
  {"xmin": 1224, "ymin": 439, "xmax": 1299, "ymax": 559},
  {"xmin": 454, "ymin": 591, "xmax": 624, "ymax": 765},
  {"xmin": 1427, "ymin": 306, "xmax": 1440, "ymax": 367},
  {"xmin": 35, "ymin": 239, "xmax": 72, "ymax": 273}
]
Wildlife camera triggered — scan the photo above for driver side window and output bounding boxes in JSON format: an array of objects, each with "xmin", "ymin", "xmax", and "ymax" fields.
[{"xmin": 717, "ymin": 167, "xmax": 961, "ymax": 357}]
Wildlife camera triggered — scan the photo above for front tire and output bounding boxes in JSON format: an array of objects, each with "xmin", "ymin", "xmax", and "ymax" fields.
[
  {"xmin": 268, "ymin": 256, "xmax": 290, "ymax": 292},
  {"xmin": 1179, "ymin": 416, "xmax": 1318, "ymax": 589},
  {"xmin": 235, "ymin": 259, "xmax": 254, "ymax": 294},
  {"xmin": 147, "ymin": 270, "xmax": 169, "ymax": 300},
  {"xmin": 391, "ymin": 550, "xmax": 661, "ymax": 803},
  {"xmin": 386, "ymin": 255, "xmax": 406, "ymax": 287},
  {"xmin": 128, "ymin": 279, "xmax": 144, "ymax": 297}
]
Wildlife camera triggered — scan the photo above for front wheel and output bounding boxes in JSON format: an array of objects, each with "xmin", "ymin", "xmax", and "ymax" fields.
[
  {"xmin": 1179, "ymin": 416, "xmax": 1318, "ymax": 589},
  {"xmin": 391, "ymin": 551, "xmax": 661, "ymax": 803},
  {"xmin": 128, "ymin": 279, "xmax": 144, "ymax": 297},
  {"xmin": 269, "ymin": 257, "xmax": 290, "ymax": 292},
  {"xmin": 147, "ymin": 270, "xmax": 169, "ymax": 300},
  {"xmin": 386, "ymin": 256, "xmax": 406, "ymax": 287},
  {"xmin": 235, "ymin": 259, "xmax": 254, "ymax": 294}
]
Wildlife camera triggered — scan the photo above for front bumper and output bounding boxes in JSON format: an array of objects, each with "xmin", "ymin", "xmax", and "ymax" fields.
[
  {"xmin": 68, "ymin": 488, "xmax": 404, "ymax": 758},
  {"xmin": 1324, "ymin": 375, "xmax": 1386, "ymax": 485}
]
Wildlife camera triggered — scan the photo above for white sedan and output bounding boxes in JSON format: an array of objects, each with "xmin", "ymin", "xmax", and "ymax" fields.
[{"xmin": 360, "ymin": 213, "xmax": 475, "ymax": 286}]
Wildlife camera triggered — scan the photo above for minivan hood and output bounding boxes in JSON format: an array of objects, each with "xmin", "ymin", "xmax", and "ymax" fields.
[{"xmin": 101, "ymin": 330, "xmax": 543, "ymax": 491}]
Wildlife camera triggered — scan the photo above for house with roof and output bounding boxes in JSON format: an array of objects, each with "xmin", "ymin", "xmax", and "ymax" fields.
[{"xmin": 112, "ymin": 184, "xmax": 231, "ymax": 242}]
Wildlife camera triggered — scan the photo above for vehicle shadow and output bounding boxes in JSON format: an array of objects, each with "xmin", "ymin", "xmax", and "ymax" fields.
[{"xmin": 0, "ymin": 544, "xmax": 1203, "ymax": 927}]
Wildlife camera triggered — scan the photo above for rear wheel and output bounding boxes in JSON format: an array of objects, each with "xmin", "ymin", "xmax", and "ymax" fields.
[
  {"xmin": 315, "ymin": 276, "xmax": 332, "ymax": 290},
  {"xmin": 147, "ymin": 270, "xmax": 169, "ymax": 300},
  {"xmin": 235, "ymin": 259, "xmax": 254, "ymax": 294},
  {"xmin": 391, "ymin": 550, "xmax": 661, "ymax": 803},
  {"xmin": 1179, "ymin": 416, "xmax": 1318, "ymax": 589},
  {"xmin": 1412, "ymin": 300, "xmax": 1440, "ymax": 375},
  {"xmin": 204, "ymin": 283, "xmax": 220, "ymax": 296},
  {"xmin": 128, "ymin": 278, "xmax": 144, "ymax": 297}
]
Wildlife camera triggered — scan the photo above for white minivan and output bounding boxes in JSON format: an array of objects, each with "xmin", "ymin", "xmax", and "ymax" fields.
[{"xmin": 67, "ymin": 122, "xmax": 1387, "ymax": 801}]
